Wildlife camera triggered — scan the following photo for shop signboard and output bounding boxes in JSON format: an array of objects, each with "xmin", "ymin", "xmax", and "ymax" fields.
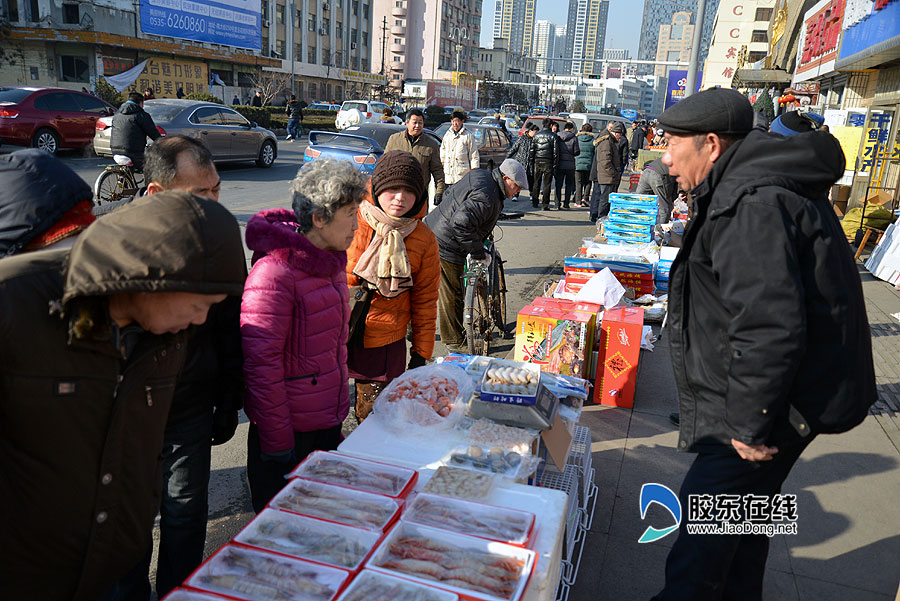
[
  {"xmin": 792, "ymin": 0, "xmax": 846, "ymax": 84},
  {"xmin": 701, "ymin": 0, "xmax": 754, "ymax": 88},
  {"xmin": 838, "ymin": 0, "xmax": 900, "ymax": 65},
  {"xmin": 128, "ymin": 57, "xmax": 209, "ymax": 98},
  {"xmin": 426, "ymin": 80, "xmax": 475, "ymax": 110},
  {"xmin": 664, "ymin": 70, "xmax": 703, "ymax": 111},
  {"xmin": 859, "ymin": 112, "xmax": 900, "ymax": 173},
  {"xmin": 140, "ymin": 0, "xmax": 262, "ymax": 51}
]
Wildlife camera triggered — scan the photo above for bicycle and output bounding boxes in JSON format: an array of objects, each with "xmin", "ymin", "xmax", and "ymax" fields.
[
  {"xmin": 93, "ymin": 156, "xmax": 144, "ymax": 203},
  {"xmin": 463, "ymin": 211, "xmax": 524, "ymax": 356}
]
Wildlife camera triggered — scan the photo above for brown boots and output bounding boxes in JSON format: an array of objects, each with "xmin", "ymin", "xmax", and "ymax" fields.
[{"xmin": 354, "ymin": 380, "xmax": 386, "ymax": 422}]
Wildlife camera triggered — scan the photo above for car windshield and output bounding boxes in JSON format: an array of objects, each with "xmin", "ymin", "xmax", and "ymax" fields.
[
  {"xmin": 143, "ymin": 103, "xmax": 185, "ymax": 122},
  {"xmin": 0, "ymin": 88, "xmax": 32, "ymax": 103},
  {"xmin": 433, "ymin": 123, "xmax": 450, "ymax": 138},
  {"xmin": 312, "ymin": 132, "xmax": 376, "ymax": 151}
]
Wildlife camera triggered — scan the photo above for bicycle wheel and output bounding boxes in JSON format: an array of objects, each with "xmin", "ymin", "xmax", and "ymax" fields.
[
  {"xmin": 95, "ymin": 169, "xmax": 131, "ymax": 202},
  {"xmin": 492, "ymin": 258, "xmax": 509, "ymax": 338},
  {"xmin": 465, "ymin": 280, "xmax": 491, "ymax": 356}
]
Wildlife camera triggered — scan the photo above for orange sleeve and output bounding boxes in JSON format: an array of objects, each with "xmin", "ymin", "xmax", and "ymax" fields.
[{"xmin": 409, "ymin": 225, "xmax": 441, "ymax": 359}]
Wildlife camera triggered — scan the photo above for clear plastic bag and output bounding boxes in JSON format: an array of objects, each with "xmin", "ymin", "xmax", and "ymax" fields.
[{"xmin": 373, "ymin": 364, "xmax": 474, "ymax": 434}]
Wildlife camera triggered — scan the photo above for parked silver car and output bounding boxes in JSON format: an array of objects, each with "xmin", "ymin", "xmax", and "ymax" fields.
[{"xmin": 94, "ymin": 99, "xmax": 278, "ymax": 168}]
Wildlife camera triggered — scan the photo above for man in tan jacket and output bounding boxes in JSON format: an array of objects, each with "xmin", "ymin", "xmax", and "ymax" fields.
[
  {"xmin": 440, "ymin": 110, "xmax": 480, "ymax": 188},
  {"xmin": 385, "ymin": 108, "xmax": 446, "ymax": 204}
]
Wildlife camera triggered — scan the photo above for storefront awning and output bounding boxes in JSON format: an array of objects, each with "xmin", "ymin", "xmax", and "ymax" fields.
[
  {"xmin": 732, "ymin": 68, "xmax": 793, "ymax": 86},
  {"xmin": 835, "ymin": 35, "xmax": 900, "ymax": 71}
]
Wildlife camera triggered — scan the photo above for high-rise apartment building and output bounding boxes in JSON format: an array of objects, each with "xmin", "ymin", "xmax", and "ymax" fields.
[
  {"xmin": 654, "ymin": 11, "xmax": 694, "ymax": 78},
  {"xmin": 564, "ymin": 0, "xmax": 610, "ymax": 76},
  {"xmin": 637, "ymin": 0, "xmax": 719, "ymax": 74},
  {"xmin": 553, "ymin": 26, "xmax": 567, "ymax": 74},
  {"xmin": 372, "ymin": 0, "xmax": 483, "ymax": 90},
  {"xmin": 492, "ymin": 0, "xmax": 537, "ymax": 57},
  {"xmin": 532, "ymin": 19, "xmax": 556, "ymax": 73}
]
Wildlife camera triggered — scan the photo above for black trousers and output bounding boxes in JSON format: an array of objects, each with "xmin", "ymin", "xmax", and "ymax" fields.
[
  {"xmin": 533, "ymin": 162, "xmax": 554, "ymax": 207},
  {"xmin": 654, "ymin": 438, "xmax": 812, "ymax": 601},
  {"xmin": 574, "ymin": 170, "xmax": 592, "ymax": 205},
  {"xmin": 554, "ymin": 168, "xmax": 576, "ymax": 207},
  {"xmin": 246, "ymin": 422, "xmax": 342, "ymax": 513}
]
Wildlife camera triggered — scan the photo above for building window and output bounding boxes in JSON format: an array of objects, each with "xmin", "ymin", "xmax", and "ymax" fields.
[
  {"xmin": 755, "ymin": 7, "xmax": 773, "ymax": 21},
  {"xmin": 28, "ymin": 0, "xmax": 39, "ymax": 21},
  {"xmin": 336, "ymin": 23, "xmax": 342, "ymax": 37},
  {"xmin": 362, "ymin": 58, "xmax": 368, "ymax": 70},
  {"xmin": 747, "ymin": 50, "xmax": 767, "ymax": 62},
  {"xmin": 363, "ymin": 31, "xmax": 368, "ymax": 46},
  {"xmin": 363, "ymin": 3, "xmax": 368, "ymax": 18},
  {"xmin": 353, "ymin": 0, "xmax": 358, "ymax": 16},
  {"xmin": 296, "ymin": 9, "xmax": 302, "ymax": 26},
  {"xmin": 336, "ymin": 51, "xmax": 343, "ymax": 66},
  {"xmin": 308, "ymin": 17, "xmax": 315, "ymax": 31},
  {"xmin": 751, "ymin": 30, "xmax": 768, "ymax": 43},
  {"xmin": 63, "ymin": 4, "xmax": 79, "ymax": 24},
  {"xmin": 276, "ymin": 4, "xmax": 284, "ymax": 23},
  {"xmin": 30, "ymin": 66, "xmax": 38, "ymax": 79},
  {"xmin": 262, "ymin": 0, "xmax": 268, "ymax": 19},
  {"xmin": 395, "ymin": 19, "xmax": 402, "ymax": 26},
  {"xmin": 352, "ymin": 28, "xmax": 358, "ymax": 39},
  {"xmin": 296, "ymin": 44, "xmax": 302, "ymax": 59},
  {"xmin": 326, "ymin": 83, "xmax": 332, "ymax": 98},
  {"xmin": 59, "ymin": 55, "xmax": 89, "ymax": 82},
  {"xmin": 336, "ymin": 86, "xmax": 342, "ymax": 100},
  {"xmin": 309, "ymin": 83, "xmax": 317, "ymax": 99},
  {"xmin": 276, "ymin": 39, "xmax": 284, "ymax": 55},
  {"xmin": 308, "ymin": 45, "xmax": 316, "ymax": 62}
]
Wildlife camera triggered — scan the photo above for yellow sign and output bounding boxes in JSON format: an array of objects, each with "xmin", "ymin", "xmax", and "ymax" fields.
[
  {"xmin": 129, "ymin": 58, "xmax": 209, "ymax": 98},
  {"xmin": 831, "ymin": 126, "xmax": 863, "ymax": 169},
  {"xmin": 342, "ymin": 69, "xmax": 387, "ymax": 85}
]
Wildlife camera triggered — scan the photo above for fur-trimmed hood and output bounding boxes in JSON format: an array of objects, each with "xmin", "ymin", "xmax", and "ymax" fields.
[{"xmin": 245, "ymin": 207, "xmax": 347, "ymax": 276}]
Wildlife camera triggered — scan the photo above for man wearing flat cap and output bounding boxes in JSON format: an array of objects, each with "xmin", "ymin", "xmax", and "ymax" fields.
[{"xmin": 653, "ymin": 88, "xmax": 875, "ymax": 601}]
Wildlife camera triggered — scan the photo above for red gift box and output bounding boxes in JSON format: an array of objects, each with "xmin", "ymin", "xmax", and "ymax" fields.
[{"xmin": 593, "ymin": 306, "xmax": 644, "ymax": 408}]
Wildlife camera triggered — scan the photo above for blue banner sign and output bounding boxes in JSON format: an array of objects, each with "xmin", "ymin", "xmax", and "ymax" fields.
[
  {"xmin": 665, "ymin": 70, "xmax": 703, "ymax": 111},
  {"xmin": 140, "ymin": 0, "xmax": 262, "ymax": 51}
]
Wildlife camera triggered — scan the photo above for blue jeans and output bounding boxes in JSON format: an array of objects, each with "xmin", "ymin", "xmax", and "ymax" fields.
[
  {"xmin": 148, "ymin": 410, "xmax": 214, "ymax": 597},
  {"xmin": 589, "ymin": 183, "xmax": 615, "ymax": 222},
  {"xmin": 287, "ymin": 118, "xmax": 301, "ymax": 139}
]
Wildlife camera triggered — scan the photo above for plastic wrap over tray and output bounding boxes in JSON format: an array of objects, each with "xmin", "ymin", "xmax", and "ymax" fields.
[
  {"xmin": 269, "ymin": 477, "xmax": 401, "ymax": 532},
  {"xmin": 185, "ymin": 544, "xmax": 350, "ymax": 601},
  {"xmin": 335, "ymin": 569, "xmax": 459, "ymax": 601},
  {"xmin": 234, "ymin": 508, "xmax": 382, "ymax": 571},
  {"xmin": 288, "ymin": 450, "xmax": 418, "ymax": 498},
  {"xmin": 161, "ymin": 589, "xmax": 231, "ymax": 601},
  {"xmin": 367, "ymin": 522, "xmax": 536, "ymax": 601},
  {"xmin": 405, "ymin": 493, "xmax": 535, "ymax": 546}
]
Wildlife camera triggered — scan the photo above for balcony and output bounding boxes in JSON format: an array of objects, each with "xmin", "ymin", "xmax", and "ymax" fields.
[
  {"xmin": 391, "ymin": 5, "xmax": 407, "ymax": 17},
  {"xmin": 391, "ymin": 61, "xmax": 405, "ymax": 71},
  {"xmin": 390, "ymin": 79, "xmax": 403, "ymax": 89},
  {"xmin": 390, "ymin": 43, "xmax": 406, "ymax": 53},
  {"xmin": 390, "ymin": 24, "xmax": 406, "ymax": 35}
]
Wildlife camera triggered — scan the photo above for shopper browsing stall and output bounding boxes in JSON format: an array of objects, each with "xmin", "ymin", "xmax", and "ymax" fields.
[
  {"xmin": 241, "ymin": 159, "xmax": 367, "ymax": 513},
  {"xmin": 346, "ymin": 150, "xmax": 441, "ymax": 421}
]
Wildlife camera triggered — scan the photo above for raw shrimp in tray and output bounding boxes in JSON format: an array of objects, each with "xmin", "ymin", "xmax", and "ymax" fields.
[
  {"xmin": 404, "ymin": 493, "xmax": 535, "ymax": 547},
  {"xmin": 367, "ymin": 522, "xmax": 535, "ymax": 601},
  {"xmin": 269, "ymin": 477, "xmax": 401, "ymax": 532},
  {"xmin": 335, "ymin": 569, "xmax": 459, "ymax": 601},
  {"xmin": 288, "ymin": 451, "xmax": 418, "ymax": 498}
]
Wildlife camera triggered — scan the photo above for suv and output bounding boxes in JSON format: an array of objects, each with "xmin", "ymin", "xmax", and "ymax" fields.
[
  {"xmin": 0, "ymin": 87, "xmax": 115, "ymax": 154},
  {"xmin": 335, "ymin": 100, "xmax": 396, "ymax": 130}
]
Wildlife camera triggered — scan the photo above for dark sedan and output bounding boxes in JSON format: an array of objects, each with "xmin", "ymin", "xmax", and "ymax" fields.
[{"xmin": 433, "ymin": 123, "xmax": 511, "ymax": 171}]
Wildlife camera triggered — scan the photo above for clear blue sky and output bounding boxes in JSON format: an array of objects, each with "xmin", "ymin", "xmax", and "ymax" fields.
[{"xmin": 479, "ymin": 0, "xmax": 642, "ymax": 57}]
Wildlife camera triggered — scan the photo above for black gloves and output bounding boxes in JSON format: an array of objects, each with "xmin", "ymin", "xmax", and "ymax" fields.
[
  {"xmin": 211, "ymin": 408, "xmax": 239, "ymax": 446},
  {"xmin": 434, "ymin": 193, "xmax": 443, "ymax": 206},
  {"xmin": 408, "ymin": 351, "xmax": 427, "ymax": 370}
]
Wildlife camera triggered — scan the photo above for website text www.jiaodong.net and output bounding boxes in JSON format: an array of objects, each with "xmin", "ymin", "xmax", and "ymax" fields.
[{"xmin": 685, "ymin": 522, "xmax": 799, "ymax": 537}]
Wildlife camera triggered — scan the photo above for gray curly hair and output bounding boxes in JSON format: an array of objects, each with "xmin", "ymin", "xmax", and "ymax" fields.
[{"xmin": 291, "ymin": 159, "xmax": 367, "ymax": 233}]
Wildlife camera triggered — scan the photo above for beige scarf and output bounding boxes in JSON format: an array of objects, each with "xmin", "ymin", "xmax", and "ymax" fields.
[{"xmin": 353, "ymin": 201, "xmax": 418, "ymax": 298}]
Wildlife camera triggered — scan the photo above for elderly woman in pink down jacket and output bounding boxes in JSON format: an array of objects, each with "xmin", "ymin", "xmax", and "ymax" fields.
[{"xmin": 241, "ymin": 159, "xmax": 367, "ymax": 512}]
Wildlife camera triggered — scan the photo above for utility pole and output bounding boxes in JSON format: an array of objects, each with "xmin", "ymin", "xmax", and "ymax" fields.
[
  {"xmin": 288, "ymin": 0, "xmax": 294, "ymax": 95},
  {"xmin": 450, "ymin": 26, "xmax": 468, "ymax": 105},
  {"xmin": 380, "ymin": 16, "xmax": 387, "ymax": 101},
  {"xmin": 685, "ymin": 0, "xmax": 707, "ymax": 98}
]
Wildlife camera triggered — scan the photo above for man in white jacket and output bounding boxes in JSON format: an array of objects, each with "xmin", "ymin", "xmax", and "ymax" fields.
[{"xmin": 440, "ymin": 111, "xmax": 480, "ymax": 188}]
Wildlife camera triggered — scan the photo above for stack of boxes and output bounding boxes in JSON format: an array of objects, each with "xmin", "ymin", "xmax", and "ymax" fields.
[
  {"xmin": 655, "ymin": 246, "xmax": 678, "ymax": 294},
  {"xmin": 563, "ymin": 255, "xmax": 656, "ymax": 296},
  {"xmin": 604, "ymin": 193, "xmax": 659, "ymax": 245},
  {"xmin": 513, "ymin": 298, "xmax": 600, "ymax": 380}
]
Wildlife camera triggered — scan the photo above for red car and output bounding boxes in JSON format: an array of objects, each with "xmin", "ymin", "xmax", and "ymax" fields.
[{"xmin": 0, "ymin": 86, "xmax": 116, "ymax": 154}]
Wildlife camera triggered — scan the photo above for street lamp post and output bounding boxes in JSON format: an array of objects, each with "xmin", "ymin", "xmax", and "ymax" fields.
[{"xmin": 449, "ymin": 26, "xmax": 468, "ymax": 105}]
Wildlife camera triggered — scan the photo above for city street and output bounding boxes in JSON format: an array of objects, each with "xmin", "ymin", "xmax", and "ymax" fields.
[{"xmin": 54, "ymin": 141, "xmax": 601, "ymax": 597}]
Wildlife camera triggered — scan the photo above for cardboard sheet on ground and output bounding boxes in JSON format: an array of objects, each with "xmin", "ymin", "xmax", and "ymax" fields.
[{"xmin": 574, "ymin": 267, "xmax": 625, "ymax": 307}]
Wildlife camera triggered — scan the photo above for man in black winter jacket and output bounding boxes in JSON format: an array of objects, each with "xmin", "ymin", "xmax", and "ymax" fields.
[
  {"xmin": 424, "ymin": 159, "xmax": 527, "ymax": 351},
  {"xmin": 528, "ymin": 119, "xmax": 560, "ymax": 209},
  {"xmin": 651, "ymin": 88, "xmax": 876, "ymax": 601},
  {"xmin": 554, "ymin": 122, "xmax": 580, "ymax": 210},
  {"xmin": 110, "ymin": 92, "xmax": 162, "ymax": 171}
]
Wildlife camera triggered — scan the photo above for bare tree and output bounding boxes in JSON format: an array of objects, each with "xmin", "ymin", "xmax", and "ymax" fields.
[{"xmin": 248, "ymin": 70, "xmax": 292, "ymax": 106}]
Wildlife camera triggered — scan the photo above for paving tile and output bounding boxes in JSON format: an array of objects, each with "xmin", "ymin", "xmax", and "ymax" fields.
[
  {"xmin": 795, "ymin": 575, "xmax": 893, "ymax": 601},
  {"xmin": 593, "ymin": 533, "xmax": 669, "ymax": 601}
]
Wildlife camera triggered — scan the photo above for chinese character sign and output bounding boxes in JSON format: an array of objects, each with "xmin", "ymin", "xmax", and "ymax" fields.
[
  {"xmin": 140, "ymin": 0, "xmax": 262, "ymax": 51},
  {"xmin": 128, "ymin": 58, "xmax": 208, "ymax": 99},
  {"xmin": 793, "ymin": 0, "xmax": 846, "ymax": 83}
]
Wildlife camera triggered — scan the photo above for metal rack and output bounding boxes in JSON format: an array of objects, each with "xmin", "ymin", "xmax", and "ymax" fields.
[{"xmin": 536, "ymin": 425, "xmax": 598, "ymax": 601}]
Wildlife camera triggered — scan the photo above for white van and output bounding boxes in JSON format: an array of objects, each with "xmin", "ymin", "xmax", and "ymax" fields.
[{"xmin": 567, "ymin": 113, "xmax": 632, "ymax": 132}]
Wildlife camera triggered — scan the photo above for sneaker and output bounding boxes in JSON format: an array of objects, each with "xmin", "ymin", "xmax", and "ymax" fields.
[{"xmin": 285, "ymin": 135, "xmax": 293, "ymax": 141}]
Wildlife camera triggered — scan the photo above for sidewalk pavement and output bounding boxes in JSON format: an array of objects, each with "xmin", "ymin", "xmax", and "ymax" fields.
[{"xmin": 570, "ymin": 264, "xmax": 900, "ymax": 601}]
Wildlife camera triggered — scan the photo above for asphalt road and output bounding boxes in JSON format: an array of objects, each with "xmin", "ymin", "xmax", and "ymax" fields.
[{"xmin": 51, "ymin": 141, "xmax": 599, "ymax": 597}]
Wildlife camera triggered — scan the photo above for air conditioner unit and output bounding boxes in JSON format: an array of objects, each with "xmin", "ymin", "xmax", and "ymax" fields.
[
  {"xmin": 319, "ymin": 27, "xmax": 327, "ymax": 34},
  {"xmin": 322, "ymin": 1, "xmax": 329, "ymax": 9},
  {"xmin": 263, "ymin": 18, "xmax": 270, "ymax": 27},
  {"xmin": 351, "ymin": 42, "xmax": 357, "ymax": 49}
]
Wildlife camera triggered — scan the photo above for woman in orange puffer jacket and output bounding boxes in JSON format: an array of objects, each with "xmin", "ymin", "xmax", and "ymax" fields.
[{"xmin": 346, "ymin": 150, "xmax": 440, "ymax": 420}]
